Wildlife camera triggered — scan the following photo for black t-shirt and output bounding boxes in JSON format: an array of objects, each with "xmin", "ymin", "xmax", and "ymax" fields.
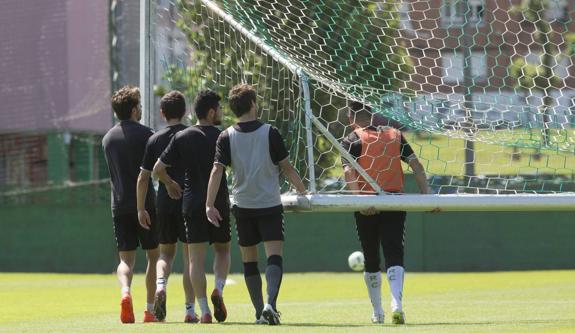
[
  {"xmin": 141, "ymin": 124, "xmax": 187, "ymax": 214},
  {"xmin": 341, "ymin": 126, "xmax": 415, "ymax": 167},
  {"xmin": 102, "ymin": 120, "xmax": 156, "ymax": 216},
  {"xmin": 215, "ymin": 120, "xmax": 288, "ymax": 217},
  {"xmin": 160, "ymin": 125, "xmax": 229, "ymax": 215},
  {"xmin": 214, "ymin": 120, "xmax": 289, "ymax": 167}
]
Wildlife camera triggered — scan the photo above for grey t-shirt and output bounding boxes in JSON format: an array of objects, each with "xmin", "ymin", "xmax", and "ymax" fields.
[{"xmin": 215, "ymin": 120, "xmax": 288, "ymax": 216}]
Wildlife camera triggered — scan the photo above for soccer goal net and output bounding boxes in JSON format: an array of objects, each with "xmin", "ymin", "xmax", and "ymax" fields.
[{"xmin": 144, "ymin": 0, "xmax": 575, "ymax": 211}]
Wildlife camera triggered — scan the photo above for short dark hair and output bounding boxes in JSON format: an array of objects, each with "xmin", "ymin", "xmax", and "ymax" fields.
[
  {"xmin": 160, "ymin": 91, "xmax": 186, "ymax": 120},
  {"xmin": 194, "ymin": 90, "xmax": 221, "ymax": 120},
  {"xmin": 228, "ymin": 84, "xmax": 256, "ymax": 117},
  {"xmin": 348, "ymin": 100, "xmax": 373, "ymax": 122},
  {"xmin": 111, "ymin": 86, "xmax": 140, "ymax": 121}
]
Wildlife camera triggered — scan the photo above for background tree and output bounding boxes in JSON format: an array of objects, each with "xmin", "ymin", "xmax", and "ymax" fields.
[{"xmin": 509, "ymin": 0, "xmax": 575, "ymax": 147}]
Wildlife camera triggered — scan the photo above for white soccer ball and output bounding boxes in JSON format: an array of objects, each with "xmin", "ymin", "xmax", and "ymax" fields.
[{"xmin": 347, "ymin": 251, "xmax": 365, "ymax": 272}]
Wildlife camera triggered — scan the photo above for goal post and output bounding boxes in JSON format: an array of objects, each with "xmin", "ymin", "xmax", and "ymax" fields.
[
  {"xmin": 139, "ymin": 0, "xmax": 154, "ymax": 129},
  {"xmin": 142, "ymin": 0, "xmax": 575, "ymax": 212},
  {"xmin": 281, "ymin": 193, "xmax": 575, "ymax": 212}
]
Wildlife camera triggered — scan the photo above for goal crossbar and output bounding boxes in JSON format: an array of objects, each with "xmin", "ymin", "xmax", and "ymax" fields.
[{"xmin": 281, "ymin": 194, "xmax": 575, "ymax": 212}]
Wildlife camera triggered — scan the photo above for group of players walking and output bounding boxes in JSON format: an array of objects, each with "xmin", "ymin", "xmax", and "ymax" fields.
[{"xmin": 102, "ymin": 84, "xmax": 432, "ymax": 325}]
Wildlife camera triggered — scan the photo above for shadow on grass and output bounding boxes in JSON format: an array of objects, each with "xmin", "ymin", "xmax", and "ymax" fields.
[
  {"xmin": 152, "ymin": 317, "xmax": 575, "ymax": 328},
  {"xmin": 405, "ymin": 319, "xmax": 575, "ymax": 327},
  {"xmin": 220, "ymin": 322, "xmax": 372, "ymax": 327},
  {"xmin": 215, "ymin": 318, "xmax": 575, "ymax": 328}
]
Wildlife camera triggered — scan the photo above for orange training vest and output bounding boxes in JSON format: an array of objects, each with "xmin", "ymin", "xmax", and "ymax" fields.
[{"xmin": 354, "ymin": 126, "xmax": 404, "ymax": 194}]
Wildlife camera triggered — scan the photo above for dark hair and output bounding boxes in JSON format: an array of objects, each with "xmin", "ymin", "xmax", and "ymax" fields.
[
  {"xmin": 348, "ymin": 100, "xmax": 373, "ymax": 122},
  {"xmin": 111, "ymin": 85, "xmax": 140, "ymax": 121},
  {"xmin": 160, "ymin": 90, "xmax": 186, "ymax": 120},
  {"xmin": 228, "ymin": 84, "xmax": 256, "ymax": 117},
  {"xmin": 194, "ymin": 90, "xmax": 221, "ymax": 120}
]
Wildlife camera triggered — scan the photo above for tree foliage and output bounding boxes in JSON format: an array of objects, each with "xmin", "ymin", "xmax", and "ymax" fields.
[
  {"xmin": 509, "ymin": 0, "xmax": 574, "ymax": 145},
  {"xmin": 157, "ymin": 0, "xmax": 414, "ymax": 180}
]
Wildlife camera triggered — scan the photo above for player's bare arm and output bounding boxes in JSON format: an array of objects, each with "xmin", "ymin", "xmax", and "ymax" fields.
[
  {"xmin": 152, "ymin": 159, "xmax": 182, "ymax": 200},
  {"xmin": 136, "ymin": 169, "xmax": 152, "ymax": 229},
  {"xmin": 407, "ymin": 155, "xmax": 430, "ymax": 194},
  {"xmin": 408, "ymin": 155, "xmax": 440, "ymax": 213},
  {"xmin": 205, "ymin": 163, "xmax": 224, "ymax": 226},
  {"xmin": 343, "ymin": 165, "xmax": 360, "ymax": 193},
  {"xmin": 278, "ymin": 158, "xmax": 306, "ymax": 194}
]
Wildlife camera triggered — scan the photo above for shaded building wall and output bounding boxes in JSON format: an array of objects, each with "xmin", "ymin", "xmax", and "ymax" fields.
[
  {"xmin": 0, "ymin": 0, "xmax": 111, "ymax": 134},
  {"xmin": 401, "ymin": 0, "xmax": 575, "ymax": 95},
  {"xmin": 0, "ymin": 0, "xmax": 113, "ymax": 189}
]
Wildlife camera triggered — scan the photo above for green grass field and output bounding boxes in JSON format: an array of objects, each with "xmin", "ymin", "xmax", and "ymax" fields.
[
  {"xmin": 405, "ymin": 130, "xmax": 575, "ymax": 176},
  {"xmin": 325, "ymin": 129, "xmax": 575, "ymax": 180},
  {"xmin": 1, "ymin": 271, "xmax": 574, "ymax": 332}
]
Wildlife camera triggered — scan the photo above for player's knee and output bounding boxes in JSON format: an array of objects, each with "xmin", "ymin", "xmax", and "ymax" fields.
[
  {"xmin": 148, "ymin": 256, "xmax": 159, "ymax": 265},
  {"xmin": 189, "ymin": 253, "xmax": 206, "ymax": 267},
  {"xmin": 240, "ymin": 245, "xmax": 258, "ymax": 262},
  {"xmin": 159, "ymin": 252, "xmax": 175, "ymax": 265},
  {"xmin": 118, "ymin": 261, "xmax": 135, "ymax": 272},
  {"xmin": 213, "ymin": 242, "xmax": 231, "ymax": 255},
  {"xmin": 160, "ymin": 244, "xmax": 177, "ymax": 258},
  {"xmin": 263, "ymin": 240, "xmax": 283, "ymax": 256}
]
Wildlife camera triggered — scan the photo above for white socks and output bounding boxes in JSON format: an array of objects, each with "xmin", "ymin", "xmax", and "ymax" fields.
[
  {"xmin": 365, "ymin": 266, "xmax": 405, "ymax": 314},
  {"xmin": 386, "ymin": 266, "xmax": 405, "ymax": 312},
  {"xmin": 198, "ymin": 298, "xmax": 210, "ymax": 315},
  {"xmin": 121, "ymin": 286, "xmax": 130, "ymax": 296},
  {"xmin": 215, "ymin": 278, "xmax": 226, "ymax": 294},
  {"xmin": 146, "ymin": 303, "xmax": 154, "ymax": 312},
  {"xmin": 156, "ymin": 277, "xmax": 167, "ymax": 292},
  {"xmin": 363, "ymin": 271, "xmax": 383, "ymax": 315},
  {"xmin": 185, "ymin": 302, "xmax": 196, "ymax": 316}
]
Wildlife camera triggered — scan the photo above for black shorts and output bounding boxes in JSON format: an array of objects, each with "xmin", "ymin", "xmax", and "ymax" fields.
[
  {"xmin": 233, "ymin": 207, "xmax": 285, "ymax": 247},
  {"xmin": 354, "ymin": 211, "xmax": 406, "ymax": 271},
  {"xmin": 184, "ymin": 209, "xmax": 231, "ymax": 244},
  {"xmin": 157, "ymin": 210, "xmax": 187, "ymax": 244},
  {"xmin": 113, "ymin": 213, "xmax": 159, "ymax": 251}
]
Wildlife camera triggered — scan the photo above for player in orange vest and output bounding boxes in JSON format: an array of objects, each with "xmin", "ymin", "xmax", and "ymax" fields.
[{"xmin": 342, "ymin": 101, "xmax": 434, "ymax": 325}]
